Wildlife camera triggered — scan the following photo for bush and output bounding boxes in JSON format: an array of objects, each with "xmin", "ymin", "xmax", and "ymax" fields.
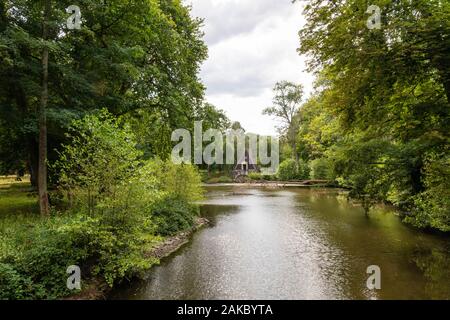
[
  {"xmin": 0, "ymin": 263, "xmax": 35, "ymax": 300},
  {"xmin": 54, "ymin": 109, "xmax": 143, "ymax": 214},
  {"xmin": 310, "ymin": 158, "xmax": 333, "ymax": 180},
  {"xmin": 199, "ymin": 170, "xmax": 209, "ymax": 183},
  {"xmin": 0, "ymin": 213, "xmax": 162, "ymax": 299},
  {"xmin": 152, "ymin": 197, "xmax": 199, "ymax": 236},
  {"xmin": 0, "ymin": 215, "xmax": 97, "ymax": 299},
  {"xmin": 405, "ymin": 153, "xmax": 450, "ymax": 232},
  {"xmin": 218, "ymin": 176, "xmax": 233, "ymax": 183},
  {"xmin": 155, "ymin": 160, "xmax": 204, "ymax": 203},
  {"xmin": 277, "ymin": 159, "xmax": 309, "ymax": 180},
  {"xmin": 248, "ymin": 173, "xmax": 278, "ymax": 181},
  {"xmin": 248, "ymin": 172, "xmax": 263, "ymax": 180},
  {"xmin": 277, "ymin": 159, "xmax": 298, "ymax": 180},
  {"xmin": 263, "ymin": 174, "xmax": 277, "ymax": 181},
  {"xmin": 0, "ymin": 111, "xmax": 204, "ymax": 299},
  {"xmin": 297, "ymin": 161, "xmax": 311, "ymax": 180},
  {"xmin": 206, "ymin": 175, "xmax": 233, "ymax": 183}
]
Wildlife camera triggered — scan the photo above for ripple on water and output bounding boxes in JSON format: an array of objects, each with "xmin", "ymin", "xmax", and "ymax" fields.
[{"xmin": 109, "ymin": 186, "xmax": 450, "ymax": 300}]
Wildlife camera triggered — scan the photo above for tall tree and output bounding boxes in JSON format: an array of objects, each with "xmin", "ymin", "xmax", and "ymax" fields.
[
  {"xmin": 0, "ymin": 0, "xmax": 208, "ymax": 188},
  {"xmin": 295, "ymin": 0, "xmax": 450, "ymax": 230},
  {"xmin": 38, "ymin": 0, "xmax": 51, "ymax": 215},
  {"xmin": 263, "ymin": 81, "xmax": 304, "ymax": 163}
]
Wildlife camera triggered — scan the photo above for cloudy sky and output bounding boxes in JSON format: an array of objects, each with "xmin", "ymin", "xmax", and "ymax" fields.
[{"xmin": 188, "ymin": 0, "xmax": 314, "ymax": 136}]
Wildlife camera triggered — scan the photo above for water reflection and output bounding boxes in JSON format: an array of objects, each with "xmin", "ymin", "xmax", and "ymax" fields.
[{"xmin": 110, "ymin": 186, "xmax": 450, "ymax": 300}]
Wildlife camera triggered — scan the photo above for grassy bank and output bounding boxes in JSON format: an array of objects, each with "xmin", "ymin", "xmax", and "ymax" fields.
[
  {"xmin": 0, "ymin": 114, "xmax": 205, "ymax": 300},
  {"xmin": 0, "ymin": 176, "xmax": 38, "ymax": 217},
  {"xmin": 0, "ymin": 178, "xmax": 204, "ymax": 300}
]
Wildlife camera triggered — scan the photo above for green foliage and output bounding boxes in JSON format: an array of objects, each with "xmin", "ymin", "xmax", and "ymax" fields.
[
  {"xmin": 264, "ymin": 81, "xmax": 304, "ymax": 162},
  {"xmin": 156, "ymin": 160, "xmax": 204, "ymax": 204},
  {"xmin": 278, "ymin": 159, "xmax": 296, "ymax": 180},
  {"xmin": 206, "ymin": 176, "xmax": 233, "ymax": 184},
  {"xmin": 248, "ymin": 172, "xmax": 263, "ymax": 180},
  {"xmin": 0, "ymin": 111, "xmax": 204, "ymax": 299},
  {"xmin": 296, "ymin": 95, "xmax": 341, "ymax": 162},
  {"xmin": 263, "ymin": 174, "xmax": 277, "ymax": 181},
  {"xmin": 217, "ymin": 176, "xmax": 233, "ymax": 183},
  {"xmin": 0, "ymin": 262, "xmax": 35, "ymax": 300},
  {"xmin": 310, "ymin": 158, "xmax": 333, "ymax": 180},
  {"xmin": 277, "ymin": 159, "xmax": 310, "ymax": 181},
  {"xmin": 54, "ymin": 110, "xmax": 143, "ymax": 212},
  {"xmin": 292, "ymin": 0, "xmax": 450, "ymax": 230},
  {"xmin": 297, "ymin": 161, "xmax": 310, "ymax": 180},
  {"xmin": 0, "ymin": 213, "xmax": 159, "ymax": 299},
  {"xmin": 152, "ymin": 198, "xmax": 199, "ymax": 237},
  {"xmin": 0, "ymin": 0, "xmax": 208, "ymax": 182},
  {"xmin": 406, "ymin": 153, "xmax": 450, "ymax": 231}
]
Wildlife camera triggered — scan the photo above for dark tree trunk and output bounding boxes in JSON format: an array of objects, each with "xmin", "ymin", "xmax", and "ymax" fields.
[
  {"xmin": 0, "ymin": 1, "xmax": 6, "ymax": 32},
  {"xmin": 38, "ymin": 0, "xmax": 51, "ymax": 216}
]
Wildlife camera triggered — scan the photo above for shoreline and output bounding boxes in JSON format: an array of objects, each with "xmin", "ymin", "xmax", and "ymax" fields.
[
  {"xmin": 203, "ymin": 180, "xmax": 335, "ymax": 188},
  {"xmin": 65, "ymin": 217, "xmax": 210, "ymax": 300}
]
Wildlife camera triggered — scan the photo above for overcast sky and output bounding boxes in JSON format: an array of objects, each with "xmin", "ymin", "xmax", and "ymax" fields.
[{"xmin": 188, "ymin": 0, "xmax": 314, "ymax": 136}]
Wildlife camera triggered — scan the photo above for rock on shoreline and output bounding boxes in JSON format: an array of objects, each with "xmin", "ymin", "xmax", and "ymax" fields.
[{"xmin": 146, "ymin": 217, "xmax": 209, "ymax": 260}]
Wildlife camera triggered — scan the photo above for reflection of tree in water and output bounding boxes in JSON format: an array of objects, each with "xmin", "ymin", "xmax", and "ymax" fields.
[{"xmin": 412, "ymin": 248, "xmax": 450, "ymax": 299}]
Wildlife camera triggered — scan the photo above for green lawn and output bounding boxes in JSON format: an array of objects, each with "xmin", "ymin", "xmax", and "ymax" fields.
[{"xmin": 0, "ymin": 176, "xmax": 38, "ymax": 218}]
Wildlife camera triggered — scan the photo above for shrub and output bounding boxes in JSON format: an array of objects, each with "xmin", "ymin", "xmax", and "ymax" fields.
[
  {"xmin": 217, "ymin": 176, "xmax": 233, "ymax": 183},
  {"xmin": 0, "ymin": 263, "xmax": 35, "ymax": 300},
  {"xmin": 0, "ymin": 215, "xmax": 97, "ymax": 299},
  {"xmin": 310, "ymin": 158, "xmax": 333, "ymax": 180},
  {"xmin": 199, "ymin": 170, "xmax": 209, "ymax": 183},
  {"xmin": 297, "ymin": 161, "xmax": 311, "ymax": 180},
  {"xmin": 277, "ymin": 159, "xmax": 310, "ymax": 180},
  {"xmin": 152, "ymin": 197, "xmax": 199, "ymax": 236},
  {"xmin": 248, "ymin": 172, "xmax": 263, "ymax": 180},
  {"xmin": 0, "ymin": 209, "xmax": 162, "ymax": 299},
  {"xmin": 206, "ymin": 175, "xmax": 233, "ymax": 183},
  {"xmin": 157, "ymin": 161, "xmax": 204, "ymax": 203},
  {"xmin": 0, "ymin": 111, "xmax": 204, "ymax": 299},
  {"xmin": 277, "ymin": 159, "xmax": 298, "ymax": 180},
  {"xmin": 54, "ymin": 109, "xmax": 142, "ymax": 214},
  {"xmin": 405, "ymin": 153, "xmax": 450, "ymax": 232}
]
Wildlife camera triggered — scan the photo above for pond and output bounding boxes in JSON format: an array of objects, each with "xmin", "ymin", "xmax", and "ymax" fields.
[{"xmin": 110, "ymin": 186, "xmax": 450, "ymax": 300}]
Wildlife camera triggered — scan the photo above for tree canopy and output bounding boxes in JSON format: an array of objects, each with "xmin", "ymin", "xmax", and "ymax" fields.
[
  {"xmin": 291, "ymin": 0, "xmax": 450, "ymax": 230},
  {"xmin": 0, "ymin": 0, "xmax": 210, "ymax": 182}
]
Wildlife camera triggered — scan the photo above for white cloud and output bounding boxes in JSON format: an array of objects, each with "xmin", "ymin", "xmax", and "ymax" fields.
[{"xmin": 188, "ymin": 0, "xmax": 315, "ymax": 136}]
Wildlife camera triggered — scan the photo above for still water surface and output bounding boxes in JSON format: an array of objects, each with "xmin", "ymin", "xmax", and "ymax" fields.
[{"xmin": 111, "ymin": 186, "xmax": 450, "ymax": 300}]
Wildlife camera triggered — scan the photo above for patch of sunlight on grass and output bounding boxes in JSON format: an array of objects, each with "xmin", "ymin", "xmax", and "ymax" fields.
[{"xmin": 0, "ymin": 176, "xmax": 38, "ymax": 219}]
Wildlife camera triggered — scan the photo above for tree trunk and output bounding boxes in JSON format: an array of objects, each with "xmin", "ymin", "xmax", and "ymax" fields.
[
  {"xmin": 38, "ymin": 0, "xmax": 51, "ymax": 216},
  {"xmin": 0, "ymin": 1, "xmax": 6, "ymax": 32}
]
